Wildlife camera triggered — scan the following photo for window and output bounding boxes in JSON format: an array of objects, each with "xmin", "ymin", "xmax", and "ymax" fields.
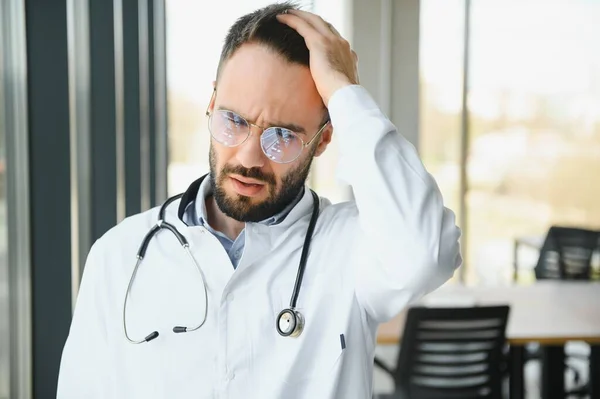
[
  {"xmin": 421, "ymin": 0, "xmax": 600, "ymax": 285},
  {"xmin": 419, "ymin": 0, "xmax": 465, "ymax": 244}
]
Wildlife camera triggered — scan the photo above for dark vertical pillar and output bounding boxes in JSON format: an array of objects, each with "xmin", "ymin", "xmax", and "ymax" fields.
[
  {"xmin": 25, "ymin": 0, "xmax": 72, "ymax": 396},
  {"xmin": 85, "ymin": 0, "xmax": 167, "ymax": 238},
  {"xmin": 152, "ymin": 0, "xmax": 168, "ymax": 204},
  {"xmin": 123, "ymin": 0, "xmax": 142, "ymax": 216},
  {"xmin": 89, "ymin": 0, "xmax": 118, "ymax": 239},
  {"xmin": 148, "ymin": 0, "xmax": 158, "ymax": 206}
]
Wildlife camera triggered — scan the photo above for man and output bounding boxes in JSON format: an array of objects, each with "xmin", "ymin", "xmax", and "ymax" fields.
[{"xmin": 57, "ymin": 3, "xmax": 461, "ymax": 398}]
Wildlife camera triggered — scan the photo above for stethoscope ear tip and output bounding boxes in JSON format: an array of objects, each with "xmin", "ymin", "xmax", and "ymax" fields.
[
  {"xmin": 173, "ymin": 326, "xmax": 188, "ymax": 334},
  {"xmin": 145, "ymin": 331, "xmax": 159, "ymax": 342}
]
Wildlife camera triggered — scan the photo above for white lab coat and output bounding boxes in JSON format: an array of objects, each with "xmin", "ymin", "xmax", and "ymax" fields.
[{"xmin": 57, "ymin": 85, "xmax": 461, "ymax": 399}]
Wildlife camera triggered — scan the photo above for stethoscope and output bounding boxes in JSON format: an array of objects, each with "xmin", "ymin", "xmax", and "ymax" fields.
[{"xmin": 123, "ymin": 174, "xmax": 321, "ymax": 344}]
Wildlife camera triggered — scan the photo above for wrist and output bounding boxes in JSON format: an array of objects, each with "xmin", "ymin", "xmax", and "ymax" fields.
[
  {"xmin": 324, "ymin": 81, "xmax": 355, "ymax": 107},
  {"xmin": 327, "ymin": 85, "xmax": 379, "ymax": 128}
]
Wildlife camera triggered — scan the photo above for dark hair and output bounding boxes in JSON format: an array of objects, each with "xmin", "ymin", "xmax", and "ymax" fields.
[{"xmin": 216, "ymin": 1, "xmax": 309, "ymax": 81}]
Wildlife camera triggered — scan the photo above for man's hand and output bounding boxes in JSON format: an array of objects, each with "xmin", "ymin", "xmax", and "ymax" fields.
[{"xmin": 277, "ymin": 10, "xmax": 359, "ymax": 107}]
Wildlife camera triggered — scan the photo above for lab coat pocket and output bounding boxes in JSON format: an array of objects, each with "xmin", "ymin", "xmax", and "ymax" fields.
[{"xmin": 269, "ymin": 286, "xmax": 345, "ymax": 386}]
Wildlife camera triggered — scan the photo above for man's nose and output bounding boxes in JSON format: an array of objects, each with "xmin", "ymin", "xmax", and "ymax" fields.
[{"xmin": 235, "ymin": 126, "xmax": 266, "ymax": 169}]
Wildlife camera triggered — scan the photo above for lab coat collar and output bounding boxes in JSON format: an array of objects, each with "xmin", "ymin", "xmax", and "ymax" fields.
[{"xmin": 177, "ymin": 174, "xmax": 205, "ymax": 222}]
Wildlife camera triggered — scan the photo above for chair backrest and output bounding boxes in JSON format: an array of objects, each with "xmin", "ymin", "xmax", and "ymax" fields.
[
  {"xmin": 535, "ymin": 226, "xmax": 599, "ymax": 280},
  {"xmin": 394, "ymin": 306, "xmax": 510, "ymax": 399}
]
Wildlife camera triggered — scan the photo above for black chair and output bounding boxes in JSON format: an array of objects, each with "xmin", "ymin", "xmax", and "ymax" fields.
[
  {"xmin": 530, "ymin": 226, "xmax": 600, "ymax": 395},
  {"xmin": 534, "ymin": 226, "xmax": 599, "ymax": 280},
  {"xmin": 375, "ymin": 306, "xmax": 510, "ymax": 399}
]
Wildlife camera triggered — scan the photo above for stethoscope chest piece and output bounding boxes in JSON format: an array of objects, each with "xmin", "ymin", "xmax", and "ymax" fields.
[{"xmin": 276, "ymin": 308, "xmax": 304, "ymax": 337}]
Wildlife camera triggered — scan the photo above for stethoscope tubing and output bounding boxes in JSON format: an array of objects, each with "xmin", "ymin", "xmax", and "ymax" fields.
[
  {"xmin": 123, "ymin": 194, "xmax": 210, "ymax": 344},
  {"xmin": 289, "ymin": 190, "xmax": 320, "ymax": 309},
  {"xmin": 122, "ymin": 175, "xmax": 320, "ymax": 343}
]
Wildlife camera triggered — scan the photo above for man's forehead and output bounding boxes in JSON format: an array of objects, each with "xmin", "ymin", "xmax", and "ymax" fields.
[
  {"xmin": 216, "ymin": 62, "xmax": 323, "ymax": 128},
  {"xmin": 217, "ymin": 44, "xmax": 319, "ymax": 97}
]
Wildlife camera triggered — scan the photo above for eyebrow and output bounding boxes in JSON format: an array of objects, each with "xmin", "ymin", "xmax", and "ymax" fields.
[{"xmin": 216, "ymin": 105, "xmax": 307, "ymax": 134}]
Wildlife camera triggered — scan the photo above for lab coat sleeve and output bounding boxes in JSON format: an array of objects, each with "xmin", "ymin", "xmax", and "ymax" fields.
[
  {"xmin": 57, "ymin": 240, "xmax": 111, "ymax": 398},
  {"xmin": 328, "ymin": 85, "xmax": 462, "ymax": 323}
]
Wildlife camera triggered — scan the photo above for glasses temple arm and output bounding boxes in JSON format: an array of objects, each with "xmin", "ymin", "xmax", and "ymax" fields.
[
  {"xmin": 205, "ymin": 88, "xmax": 216, "ymax": 116},
  {"xmin": 305, "ymin": 120, "xmax": 330, "ymax": 147}
]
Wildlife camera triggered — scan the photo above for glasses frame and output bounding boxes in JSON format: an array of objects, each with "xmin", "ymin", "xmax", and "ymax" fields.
[{"xmin": 205, "ymin": 89, "xmax": 330, "ymax": 164}]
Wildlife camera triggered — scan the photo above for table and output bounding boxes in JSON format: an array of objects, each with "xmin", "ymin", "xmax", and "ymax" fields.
[{"xmin": 377, "ymin": 281, "xmax": 600, "ymax": 399}]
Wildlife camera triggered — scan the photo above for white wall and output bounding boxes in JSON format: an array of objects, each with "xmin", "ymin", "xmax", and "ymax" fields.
[{"xmin": 349, "ymin": 0, "xmax": 420, "ymax": 149}]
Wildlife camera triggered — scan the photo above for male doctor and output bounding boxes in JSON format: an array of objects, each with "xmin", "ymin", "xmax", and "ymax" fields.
[{"xmin": 57, "ymin": 3, "xmax": 461, "ymax": 398}]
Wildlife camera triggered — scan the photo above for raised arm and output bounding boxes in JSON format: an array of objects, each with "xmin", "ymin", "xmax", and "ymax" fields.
[{"xmin": 278, "ymin": 10, "xmax": 461, "ymax": 322}]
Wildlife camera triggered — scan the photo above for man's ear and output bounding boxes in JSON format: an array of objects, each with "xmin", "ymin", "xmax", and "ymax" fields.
[{"xmin": 314, "ymin": 124, "xmax": 333, "ymax": 157}]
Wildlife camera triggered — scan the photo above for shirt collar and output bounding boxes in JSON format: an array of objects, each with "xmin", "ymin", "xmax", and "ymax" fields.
[{"xmin": 194, "ymin": 174, "xmax": 305, "ymax": 228}]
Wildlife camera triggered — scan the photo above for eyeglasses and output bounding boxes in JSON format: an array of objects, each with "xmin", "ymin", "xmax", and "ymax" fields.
[{"xmin": 206, "ymin": 102, "xmax": 329, "ymax": 164}]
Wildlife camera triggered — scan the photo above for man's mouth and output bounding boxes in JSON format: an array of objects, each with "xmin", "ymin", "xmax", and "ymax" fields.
[{"xmin": 229, "ymin": 175, "xmax": 266, "ymax": 197}]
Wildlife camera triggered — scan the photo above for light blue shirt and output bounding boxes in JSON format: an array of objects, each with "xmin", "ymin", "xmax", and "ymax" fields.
[{"xmin": 185, "ymin": 176, "xmax": 304, "ymax": 268}]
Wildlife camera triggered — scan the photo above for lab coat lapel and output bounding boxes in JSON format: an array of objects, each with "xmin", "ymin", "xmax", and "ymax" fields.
[{"xmin": 268, "ymin": 185, "xmax": 319, "ymax": 249}]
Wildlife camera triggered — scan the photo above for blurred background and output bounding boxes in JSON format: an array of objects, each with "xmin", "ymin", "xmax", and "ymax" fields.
[{"xmin": 1, "ymin": 0, "xmax": 599, "ymax": 398}]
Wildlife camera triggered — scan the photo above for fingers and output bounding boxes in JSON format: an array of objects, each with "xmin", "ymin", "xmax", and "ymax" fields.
[
  {"xmin": 276, "ymin": 13, "xmax": 322, "ymax": 48},
  {"xmin": 287, "ymin": 9, "xmax": 336, "ymax": 38},
  {"xmin": 277, "ymin": 10, "xmax": 351, "ymax": 55}
]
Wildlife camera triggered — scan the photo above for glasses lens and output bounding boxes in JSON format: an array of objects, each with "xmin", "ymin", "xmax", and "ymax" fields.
[
  {"xmin": 209, "ymin": 110, "xmax": 250, "ymax": 147},
  {"xmin": 261, "ymin": 127, "xmax": 303, "ymax": 163}
]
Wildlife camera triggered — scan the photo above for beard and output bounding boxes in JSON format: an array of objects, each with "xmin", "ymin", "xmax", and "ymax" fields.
[{"xmin": 209, "ymin": 143, "xmax": 317, "ymax": 222}]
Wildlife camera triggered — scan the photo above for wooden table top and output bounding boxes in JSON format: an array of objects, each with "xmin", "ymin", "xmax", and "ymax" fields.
[{"xmin": 377, "ymin": 281, "xmax": 600, "ymax": 345}]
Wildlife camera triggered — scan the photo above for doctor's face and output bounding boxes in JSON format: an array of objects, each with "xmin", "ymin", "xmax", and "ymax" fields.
[{"xmin": 207, "ymin": 43, "xmax": 332, "ymax": 222}]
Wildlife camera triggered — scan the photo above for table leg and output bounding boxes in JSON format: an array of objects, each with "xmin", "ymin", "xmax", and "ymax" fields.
[
  {"xmin": 591, "ymin": 345, "xmax": 600, "ymax": 399},
  {"xmin": 541, "ymin": 345, "xmax": 565, "ymax": 399},
  {"xmin": 509, "ymin": 345, "xmax": 525, "ymax": 399}
]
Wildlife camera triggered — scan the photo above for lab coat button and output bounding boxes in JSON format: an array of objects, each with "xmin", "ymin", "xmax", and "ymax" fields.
[
  {"xmin": 226, "ymin": 372, "xmax": 235, "ymax": 381},
  {"xmin": 227, "ymin": 293, "xmax": 234, "ymax": 302}
]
